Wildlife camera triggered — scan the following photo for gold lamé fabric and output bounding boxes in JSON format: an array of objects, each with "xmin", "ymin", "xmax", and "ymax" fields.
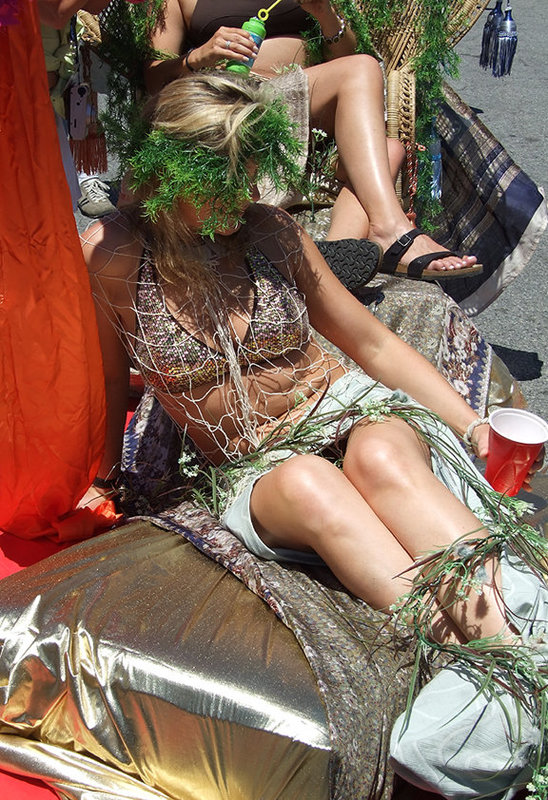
[
  {"xmin": 0, "ymin": 734, "xmax": 170, "ymax": 800},
  {"xmin": 0, "ymin": 521, "xmax": 331, "ymax": 799}
]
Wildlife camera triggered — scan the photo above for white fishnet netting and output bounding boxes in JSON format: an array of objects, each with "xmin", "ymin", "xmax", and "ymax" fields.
[{"xmin": 82, "ymin": 209, "xmax": 345, "ymax": 467}]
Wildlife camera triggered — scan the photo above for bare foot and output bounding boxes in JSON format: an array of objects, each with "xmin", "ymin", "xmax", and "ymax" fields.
[{"xmin": 370, "ymin": 225, "xmax": 478, "ymax": 274}]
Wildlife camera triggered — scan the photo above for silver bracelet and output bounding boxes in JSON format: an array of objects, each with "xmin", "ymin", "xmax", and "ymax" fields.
[
  {"xmin": 463, "ymin": 417, "xmax": 489, "ymax": 449},
  {"xmin": 184, "ymin": 48, "xmax": 196, "ymax": 73},
  {"xmin": 322, "ymin": 16, "xmax": 346, "ymax": 45}
]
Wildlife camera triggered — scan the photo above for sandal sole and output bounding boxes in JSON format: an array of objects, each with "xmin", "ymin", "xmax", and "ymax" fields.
[{"xmin": 315, "ymin": 239, "xmax": 382, "ymax": 292}]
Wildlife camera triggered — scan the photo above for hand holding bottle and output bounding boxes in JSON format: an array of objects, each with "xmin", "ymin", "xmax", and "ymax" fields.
[{"xmin": 186, "ymin": 26, "xmax": 259, "ymax": 71}]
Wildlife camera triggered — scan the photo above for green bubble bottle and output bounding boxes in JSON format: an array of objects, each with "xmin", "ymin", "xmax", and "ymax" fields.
[{"xmin": 226, "ymin": 16, "xmax": 266, "ymax": 75}]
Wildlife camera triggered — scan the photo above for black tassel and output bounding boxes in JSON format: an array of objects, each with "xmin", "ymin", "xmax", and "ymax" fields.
[
  {"xmin": 480, "ymin": 1, "xmax": 504, "ymax": 69},
  {"xmin": 493, "ymin": 4, "xmax": 518, "ymax": 77}
]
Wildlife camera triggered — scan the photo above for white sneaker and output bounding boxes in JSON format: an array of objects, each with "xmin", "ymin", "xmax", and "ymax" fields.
[{"xmin": 77, "ymin": 178, "xmax": 116, "ymax": 218}]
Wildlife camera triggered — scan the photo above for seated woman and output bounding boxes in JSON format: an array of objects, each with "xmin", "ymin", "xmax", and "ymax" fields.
[
  {"xmin": 144, "ymin": 0, "xmax": 481, "ymax": 280},
  {"xmin": 79, "ymin": 72, "xmax": 547, "ymax": 795}
]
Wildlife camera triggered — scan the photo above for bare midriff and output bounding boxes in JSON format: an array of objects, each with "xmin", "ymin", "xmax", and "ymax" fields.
[{"xmin": 156, "ymin": 338, "xmax": 346, "ymax": 463}]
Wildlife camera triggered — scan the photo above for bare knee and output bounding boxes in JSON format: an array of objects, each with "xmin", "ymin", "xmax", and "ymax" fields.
[
  {"xmin": 320, "ymin": 53, "xmax": 383, "ymax": 92},
  {"xmin": 269, "ymin": 454, "xmax": 340, "ymax": 516},
  {"xmin": 343, "ymin": 430, "xmax": 423, "ymax": 494},
  {"xmin": 251, "ymin": 454, "xmax": 352, "ymax": 552},
  {"xmin": 345, "ymin": 53, "xmax": 384, "ymax": 90}
]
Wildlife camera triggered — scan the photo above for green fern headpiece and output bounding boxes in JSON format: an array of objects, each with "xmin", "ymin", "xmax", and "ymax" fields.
[{"xmin": 129, "ymin": 94, "xmax": 306, "ymax": 239}]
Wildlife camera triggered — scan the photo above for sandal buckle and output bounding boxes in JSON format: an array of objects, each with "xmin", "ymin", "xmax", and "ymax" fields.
[{"xmin": 397, "ymin": 232, "xmax": 413, "ymax": 248}]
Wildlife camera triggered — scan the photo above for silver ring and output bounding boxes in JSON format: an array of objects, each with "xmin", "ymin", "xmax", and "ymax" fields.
[{"xmin": 225, "ymin": 40, "xmax": 231, "ymax": 49}]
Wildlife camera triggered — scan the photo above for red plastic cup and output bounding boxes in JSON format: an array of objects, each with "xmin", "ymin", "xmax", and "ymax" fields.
[{"xmin": 484, "ymin": 408, "xmax": 548, "ymax": 495}]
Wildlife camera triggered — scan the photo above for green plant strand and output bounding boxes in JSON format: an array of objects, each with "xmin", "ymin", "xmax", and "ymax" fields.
[
  {"xmin": 129, "ymin": 98, "xmax": 306, "ymax": 237},
  {"xmin": 325, "ymin": 1, "xmax": 462, "ymax": 225}
]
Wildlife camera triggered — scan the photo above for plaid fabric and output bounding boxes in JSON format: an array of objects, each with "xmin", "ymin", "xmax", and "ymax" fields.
[{"xmin": 433, "ymin": 84, "xmax": 548, "ymax": 315}]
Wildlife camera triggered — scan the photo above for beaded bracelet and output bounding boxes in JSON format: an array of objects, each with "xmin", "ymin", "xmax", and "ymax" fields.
[
  {"xmin": 322, "ymin": 16, "xmax": 346, "ymax": 45},
  {"xmin": 462, "ymin": 417, "xmax": 489, "ymax": 449},
  {"xmin": 184, "ymin": 48, "xmax": 196, "ymax": 73}
]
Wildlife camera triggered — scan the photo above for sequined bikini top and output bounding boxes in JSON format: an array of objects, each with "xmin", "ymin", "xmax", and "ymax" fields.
[{"xmin": 134, "ymin": 247, "xmax": 310, "ymax": 393}]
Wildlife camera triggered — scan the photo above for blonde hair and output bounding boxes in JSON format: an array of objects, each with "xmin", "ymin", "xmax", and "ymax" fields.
[
  {"xmin": 127, "ymin": 73, "xmax": 296, "ymax": 289},
  {"xmin": 146, "ymin": 72, "xmax": 271, "ymax": 174}
]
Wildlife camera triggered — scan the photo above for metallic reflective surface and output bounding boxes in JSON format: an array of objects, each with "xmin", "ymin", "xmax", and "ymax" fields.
[{"xmin": 0, "ymin": 522, "xmax": 330, "ymax": 799}]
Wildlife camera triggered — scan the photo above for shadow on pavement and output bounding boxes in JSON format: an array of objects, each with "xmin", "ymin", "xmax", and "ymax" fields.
[{"xmin": 492, "ymin": 344, "xmax": 544, "ymax": 381}]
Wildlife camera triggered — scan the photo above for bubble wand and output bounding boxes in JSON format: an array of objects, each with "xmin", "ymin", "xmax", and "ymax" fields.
[
  {"xmin": 226, "ymin": 0, "xmax": 287, "ymax": 74},
  {"xmin": 257, "ymin": 0, "xmax": 286, "ymax": 23}
]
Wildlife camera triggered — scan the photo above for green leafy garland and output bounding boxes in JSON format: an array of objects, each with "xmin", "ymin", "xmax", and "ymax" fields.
[
  {"xmin": 129, "ymin": 101, "xmax": 305, "ymax": 238},
  {"xmin": 94, "ymin": 0, "xmax": 165, "ymax": 172},
  {"xmin": 406, "ymin": 1, "xmax": 460, "ymax": 222}
]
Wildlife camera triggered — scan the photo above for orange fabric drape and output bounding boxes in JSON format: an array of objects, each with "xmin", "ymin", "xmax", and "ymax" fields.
[{"xmin": 0, "ymin": 0, "xmax": 117, "ymax": 539}]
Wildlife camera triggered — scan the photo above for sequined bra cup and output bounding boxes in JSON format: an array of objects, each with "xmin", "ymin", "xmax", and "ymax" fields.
[{"xmin": 134, "ymin": 248, "xmax": 310, "ymax": 393}]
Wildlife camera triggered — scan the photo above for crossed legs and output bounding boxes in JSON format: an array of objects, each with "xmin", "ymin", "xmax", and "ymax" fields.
[
  {"xmin": 327, "ymin": 137, "xmax": 405, "ymax": 240},
  {"xmin": 304, "ymin": 55, "xmax": 478, "ymax": 274},
  {"xmin": 250, "ymin": 416, "xmax": 512, "ymax": 645}
]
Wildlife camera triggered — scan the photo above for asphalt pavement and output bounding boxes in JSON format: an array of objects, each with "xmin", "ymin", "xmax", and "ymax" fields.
[{"xmin": 449, "ymin": 0, "xmax": 548, "ymax": 418}]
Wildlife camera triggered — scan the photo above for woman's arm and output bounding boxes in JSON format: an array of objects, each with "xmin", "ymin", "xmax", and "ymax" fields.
[
  {"xmin": 293, "ymin": 228, "xmax": 488, "ymax": 449},
  {"xmin": 79, "ymin": 221, "xmax": 133, "ymax": 506},
  {"xmin": 146, "ymin": 0, "xmax": 257, "ymax": 94},
  {"xmin": 297, "ymin": 0, "xmax": 357, "ymax": 58},
  {"xmin": 146, "ymin": 0, "xmax": 190, "ymax": 93},
  {"xmin": 89, "ymin": 290, "xmax": 130, "ymax": 483}
]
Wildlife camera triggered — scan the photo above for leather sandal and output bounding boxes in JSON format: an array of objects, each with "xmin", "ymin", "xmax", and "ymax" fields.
[
  {"xmin": 379, "ymin": 229, "xmax": 483, "ymax": 281},
  {"xmin": 315, "ymin": 238, "xmax": 382, "ymax": 292}
]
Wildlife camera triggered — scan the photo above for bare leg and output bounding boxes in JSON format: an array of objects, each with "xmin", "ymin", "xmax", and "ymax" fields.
[
  {"xmin": 327, "ymin": 138, "xmax": 405, "ymax": 241},
  {"xmin": 250, "ymin": 424, "xmax": 512, "ymax": 644},
  {"xmin": 305, "ymin": 56, "xmax": 478, "ymax": 273},
  {"xmin": 343, "ymin": 417, "xmax": 513, "ymax": 642},
  {"xmin": 327, "ymin": 185, "xmax": 370, "ymax": 239}
]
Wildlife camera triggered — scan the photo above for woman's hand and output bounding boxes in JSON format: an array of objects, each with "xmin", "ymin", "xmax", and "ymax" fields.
[
  {"xmin": 76, "ymin": 484, "xmax": 114, "ymax": 511},
  {"xmin": 296, "ymin": 1, "xmax": 356, "ymax": 56},
  {"xmin": 521, "ymin": 445, "xmax": 546, "ymax": 492},
  {"xmin": 472, "ymin": 426, "xmax": 545, "ymax": 492},
  {"xmin": 470, "ymin": 422, "xmax": 490, "ymax": 460},
  {"xmin": 190, "ymin": 26, "xmax": 258, "ymax": 70}
]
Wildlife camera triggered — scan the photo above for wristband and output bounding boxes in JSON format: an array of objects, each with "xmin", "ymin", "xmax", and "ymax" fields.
[
  {"xmin": 184, "ymin": 48, "xmax": 196, "ymax": 73},
  {"xmin": 92, "ymin": 475, "xmax": 120, "ymax": 492},
  {"xmin": 463, "ymin": 417, "xmax": 489, "ymax": 449}
]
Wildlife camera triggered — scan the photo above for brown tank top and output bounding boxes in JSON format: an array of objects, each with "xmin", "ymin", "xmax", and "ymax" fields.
[{"xmin": 187, "ymin": 0, "xmax": 314, "ymax": 48}]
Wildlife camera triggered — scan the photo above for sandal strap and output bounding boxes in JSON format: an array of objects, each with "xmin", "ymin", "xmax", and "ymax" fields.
[
  {"xmin": 406, "ymin": 250, "xmax": 460, "ymax": 278},
  {"xmin": 382, "ymin": 229, "xmax": 424, "ymax": 272}
]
